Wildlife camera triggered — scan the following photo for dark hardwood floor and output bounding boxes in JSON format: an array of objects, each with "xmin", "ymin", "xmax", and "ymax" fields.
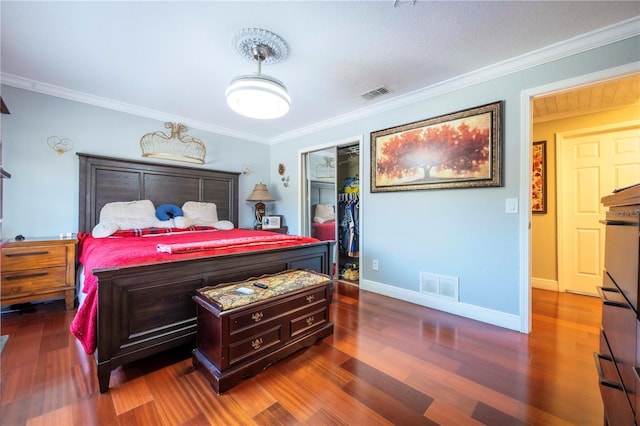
[{"xmin": 1, "ymin": 285, "xmax": 603, "ymax": 425}]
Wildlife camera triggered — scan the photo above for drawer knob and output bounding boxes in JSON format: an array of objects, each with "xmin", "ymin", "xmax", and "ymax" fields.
[
  {"xmin": 251, "ymin": 312, "xmax": 263, "ymax": 322},
  {"xmin": 251, "ymin": 338, "xmax": 263, "ymax": 350},
  {"xmin": 306, "ymin": 295, "xmax": 315, "ymax": 303},
  {"xmin": 306, "ymin": 316, "xmax": 315, "ymax": 326}
]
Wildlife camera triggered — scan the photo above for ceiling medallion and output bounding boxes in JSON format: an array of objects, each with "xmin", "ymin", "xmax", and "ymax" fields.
[{"xmin": 231, "ymin": 28, "xmax": 288, "ymax": 65}]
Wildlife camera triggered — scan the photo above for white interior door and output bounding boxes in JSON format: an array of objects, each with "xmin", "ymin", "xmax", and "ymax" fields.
[{"xmin": 558, "ymin": 122, "xmax": 640, "ymax": 295}]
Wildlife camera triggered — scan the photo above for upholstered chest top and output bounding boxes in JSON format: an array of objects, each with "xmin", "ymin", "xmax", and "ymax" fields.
[{"xmin": 198, "ymin": 269, "xmax": 332, "ymax": 311}]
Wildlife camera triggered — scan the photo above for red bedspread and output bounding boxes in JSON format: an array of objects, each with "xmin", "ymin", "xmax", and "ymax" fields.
[{"xmin": 70, "ymin": 229, "xmax": 319, "ymax": 354}]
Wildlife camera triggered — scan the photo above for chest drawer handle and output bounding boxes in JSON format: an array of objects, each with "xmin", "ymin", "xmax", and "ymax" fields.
[
  {"xmin": 306, "ymin": 316, "xmax": 315, "ymax": 326},
  {"xmin": 306, "ymin": 295, "xmax": 315, "ymax": 303},
  {"xmin": 5, "ymin": 251, "xmax": 49, "ymax": 257},
  {"xmin": 251, "ymin": 312, "xmax": 263, "ymax": 322},
  {"xmin": 4, "ymin": 271, "xmax": 48, "ymax": 280},
  {"xmin": 251, "ymin": 338, "xmax": 263, "ymax": 350}
]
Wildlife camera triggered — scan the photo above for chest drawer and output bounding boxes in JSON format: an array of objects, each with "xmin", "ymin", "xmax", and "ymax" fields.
[
  {"xmin": 603, "ymin": 207, "xmax": 639, "ymax": 310},
  {"xmin": 2, "ymin": 266, "xmax": 68, "ymax": 296},
  {"xmin": 229, "ymin": 286, "xmax": 329, "ymax": 333},
  {"xmin": 290, "ymin": 306, "xmax": 330, "ymax": 338},
  {"xmin": 2, "ymin": 245, "xmax": 68, "ymax": 272},
  {"xmin": 599, "ymin": 279, "xmax": 636, "ymax": 412},
  {"xmin": 228, "ymin": 325, "xmax": 283, "ymax": 366}
]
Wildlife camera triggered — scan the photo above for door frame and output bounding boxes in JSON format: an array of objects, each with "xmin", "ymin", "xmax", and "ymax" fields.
[{"xmin": 519, "ymin": 61, "xmax": 639, "ymax": 333}]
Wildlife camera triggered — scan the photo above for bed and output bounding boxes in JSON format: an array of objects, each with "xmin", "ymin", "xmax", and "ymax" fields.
[{"xmin": 72, "ymin": 153, "xmax": 334, "ymax": 393}]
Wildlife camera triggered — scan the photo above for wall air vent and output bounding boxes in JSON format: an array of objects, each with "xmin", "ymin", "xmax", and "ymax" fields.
[
  {"xmin": 360, "ymin": 86, "xmax": 392, "ymax": 100},
  {"xmin": 420, "ymin": 272, "xmax": 459, "ymax": 302}
]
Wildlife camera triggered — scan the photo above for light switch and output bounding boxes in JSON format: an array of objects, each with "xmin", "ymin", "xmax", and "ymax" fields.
[{"xmin": 505, "ymin": 198, "xmax": 518, "ymax": 214}]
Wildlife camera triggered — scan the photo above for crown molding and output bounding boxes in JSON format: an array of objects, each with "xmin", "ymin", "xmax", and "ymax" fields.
[{"xmin": 270, "ymin": 16, "xmax": 640, "ymax": 144}]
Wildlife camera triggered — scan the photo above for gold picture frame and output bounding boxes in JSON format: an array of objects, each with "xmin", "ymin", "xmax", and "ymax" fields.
[
  {"xmin": 371, "ymin": 101, "xmax": 503, "ymax": 192},
  {"xmin": 531, "ymin": 140, "xmax": 547, "ymax": 214}
]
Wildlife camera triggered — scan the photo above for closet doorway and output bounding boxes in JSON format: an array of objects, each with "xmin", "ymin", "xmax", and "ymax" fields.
[{"xmin": 300, "ymin": 138, "xmax": 362, "ymax": 286}]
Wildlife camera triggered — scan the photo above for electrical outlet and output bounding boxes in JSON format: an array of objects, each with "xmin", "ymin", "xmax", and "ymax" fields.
[{"xmin": 372, "ymin": 259, "xmax": 379, "ymax": 271}]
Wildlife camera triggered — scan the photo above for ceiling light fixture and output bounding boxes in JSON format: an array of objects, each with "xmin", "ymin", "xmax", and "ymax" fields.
[{"xmin": 226, "ymin": 28, "xmax": 290, "ymax": 120}]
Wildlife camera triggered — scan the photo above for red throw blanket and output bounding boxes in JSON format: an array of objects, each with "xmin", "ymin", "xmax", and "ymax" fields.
[
  {"xmin": 69, "ymin": 229, "xmax": 319, "ymax": 354},
  {"xmin": 157, "ymin": 234, "xmax": 309, "ymax": 254}
]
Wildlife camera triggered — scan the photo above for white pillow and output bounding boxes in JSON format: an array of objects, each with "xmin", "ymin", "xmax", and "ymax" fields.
[
  {"xmin": 99, "ymin": 200, "xmax": 167, "ymax": 230},
  {"xmin": 180, "ymin": 201, "xmax": 219, "ymax": 227},
  {"xmin": 213, "ymin": 220, "xmax": 234, "ymax": 230},
  {"xmin": 173, "ymin": 215, "xmax": 193, "ymax": 228},
  {"xmin": 314, "ymin": 216, "xmax": 333, "ymax": 224},
  {"xmin": 91, "ymin": 222, "xmax": 120, "ymax": 238},
  {"xmin": 314, "ymin": 204, "xmax": 335, "ymax": 223}
]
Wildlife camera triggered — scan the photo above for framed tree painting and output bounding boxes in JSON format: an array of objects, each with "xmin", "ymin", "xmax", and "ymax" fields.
[
  {"xmin": 371, "ymin": 101, "xmax": 503, "ymax": 192},
  {"xmin": 531, "ymin": 140, "xmax": 546, "ymax": 214}
]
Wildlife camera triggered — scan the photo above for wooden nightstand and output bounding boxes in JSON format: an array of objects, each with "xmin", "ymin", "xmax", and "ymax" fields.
[{"xmin": 1, "ymin": 237, "xmax": 77, "ymax": 310}]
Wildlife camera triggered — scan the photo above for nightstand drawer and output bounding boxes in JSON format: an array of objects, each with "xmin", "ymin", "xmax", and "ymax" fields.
[
  {"xmin": 2, "ymin": 245, "xmax": 68, "ymax": 272},
  {"xmin": 2, "ymin": 266, "xmax": 67, "ymax": 297}
]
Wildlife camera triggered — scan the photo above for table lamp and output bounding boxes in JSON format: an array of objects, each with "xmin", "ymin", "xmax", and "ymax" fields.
[{"xmin": 246, "ymin": 183, "xmax": 275, "ymax": 228}]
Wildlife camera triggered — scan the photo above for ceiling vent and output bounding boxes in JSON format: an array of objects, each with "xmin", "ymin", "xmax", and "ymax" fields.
[{"xmin": 360, "ymin": 86, "xmax": 392, "ymax": 100}]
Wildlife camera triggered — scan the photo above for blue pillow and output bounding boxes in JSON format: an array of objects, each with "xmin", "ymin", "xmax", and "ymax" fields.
[{"xmin": 155, "ymin": 203, "xmax": 183, "ymax": 220}]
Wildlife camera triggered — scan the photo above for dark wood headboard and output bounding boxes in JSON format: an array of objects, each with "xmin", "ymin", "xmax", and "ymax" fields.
[{"xmin": 78, "ymin": 153, "xmax": 240, "ymax": 232}]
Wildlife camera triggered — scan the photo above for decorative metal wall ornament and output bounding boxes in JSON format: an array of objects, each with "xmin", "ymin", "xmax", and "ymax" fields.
[
  {"xmin": 47, "ymin": 136, "xmax": 74, "ymax": 155},
  {"xmin": 140, "ymin": 122, "xmax": 206, "ymax": 164},
  {"xmin": 278, "ymin": 163, "xmax": 290, "ymax": 187}
]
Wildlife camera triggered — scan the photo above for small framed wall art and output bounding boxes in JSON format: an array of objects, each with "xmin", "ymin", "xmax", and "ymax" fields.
[{"xmin": 531, "ymin": 140, "xmax": 547, "ymax": 214}]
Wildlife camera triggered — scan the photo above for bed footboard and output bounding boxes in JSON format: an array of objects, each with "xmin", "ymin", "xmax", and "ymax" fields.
[{"xmin": 95, "ymin": 241, "xmax": 333, "ymax": 393}]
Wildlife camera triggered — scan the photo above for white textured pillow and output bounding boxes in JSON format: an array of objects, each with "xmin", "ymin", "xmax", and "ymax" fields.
[
  {"xmin": 91, "ymin": 222, "xmax": 120, "ymax": 238},
  {"xmin": 213, "ymin": 220, "xmax": 234, "ymax": 230},
  {"xmin": 173, "ymin": 215, "xmax": 193, "ymax": 228},
  {"xmin": 180, "ymin": 201, "xmax": 219, "ymax": 226},
  {"xmin": 314, "ymin": 204, "xmax": 334, "ymax": 223},
  {"xmin": 99, "ymin": 200, "xmax": 167, "ymax": 230}
]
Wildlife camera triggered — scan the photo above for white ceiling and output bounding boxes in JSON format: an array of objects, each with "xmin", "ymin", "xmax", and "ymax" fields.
[{"xmin": 1, "ymin": 1, "xmax": 639, "ymax": 144}]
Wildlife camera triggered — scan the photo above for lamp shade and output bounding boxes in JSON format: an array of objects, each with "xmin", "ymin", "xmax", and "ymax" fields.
[
  {"xmin": 226, "ymin": 74, "xmax": 290, "ymax": 119},
  {"xmin": 246, "ymin": 183, "xmax": 275, "ymax": 202}
]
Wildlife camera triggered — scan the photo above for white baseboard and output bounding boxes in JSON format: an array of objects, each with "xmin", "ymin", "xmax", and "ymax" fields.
[
  {"xmin": 532, "ymin": 277, "xmax": 558, "ymax": 291},
  {"xmin": 360, "ymin": 279, "xmax": 522, "ymax": 332}
]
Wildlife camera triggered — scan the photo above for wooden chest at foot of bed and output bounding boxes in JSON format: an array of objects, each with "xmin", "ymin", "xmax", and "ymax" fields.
[{"xmin": 192, "ymin": 269, "xmax": 334, "ymax": 393}]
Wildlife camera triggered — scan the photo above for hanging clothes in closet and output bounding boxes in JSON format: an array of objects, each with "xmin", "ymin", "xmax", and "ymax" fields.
[{"xmin": 338, "ymin": 193, "xmax": 359, "ymax": 258}]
